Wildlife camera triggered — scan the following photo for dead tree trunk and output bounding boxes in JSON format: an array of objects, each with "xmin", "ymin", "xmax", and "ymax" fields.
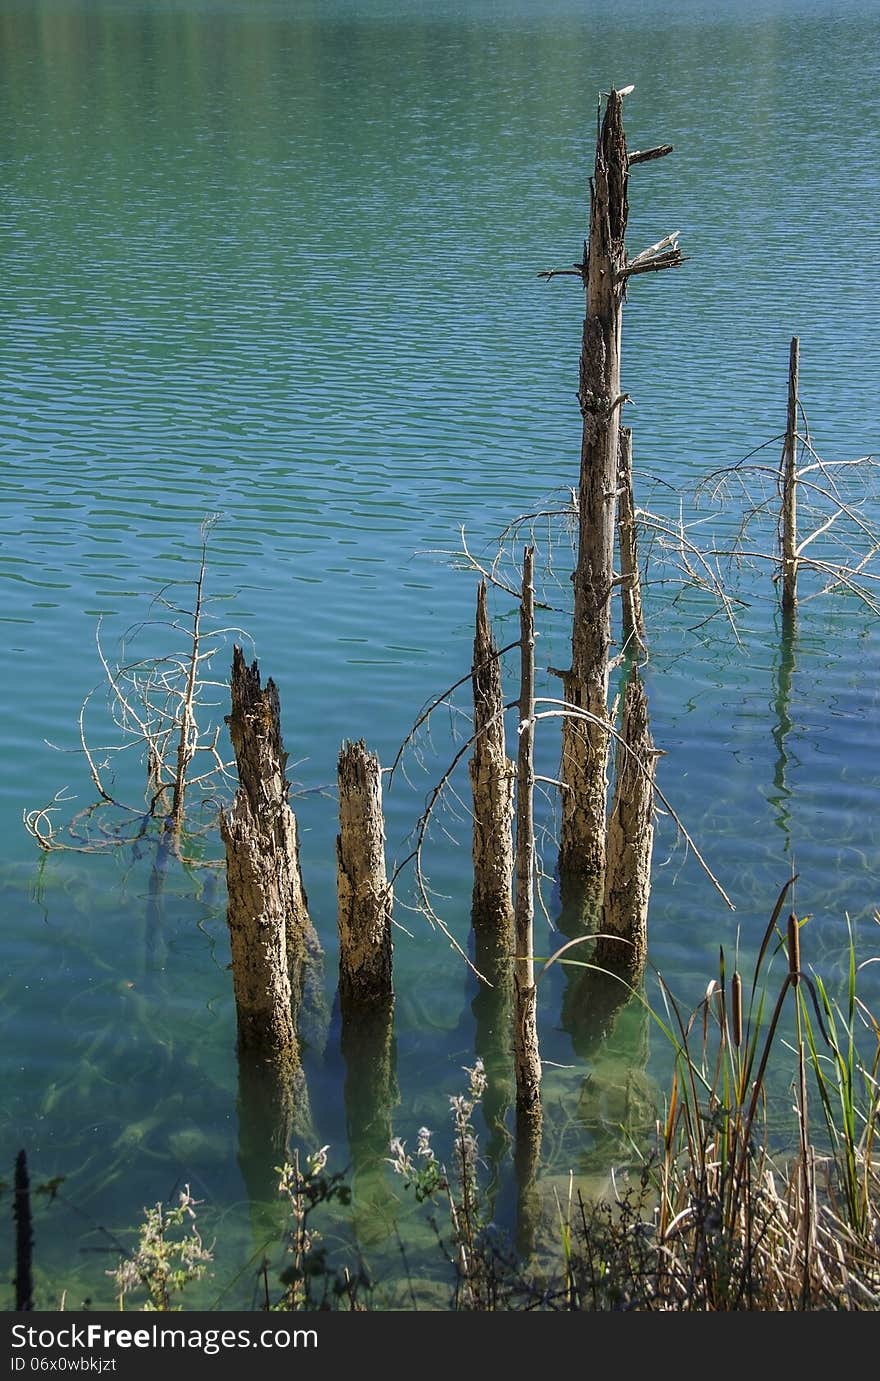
[
  {"xmin": 552, "ymin": 88, "xmax": 682, "ymax": 898},
  {"xmin": 514, "ymin": 548, "xmax": 541, "ymax": 1116},
  {"xmin": 221, "ymin": 647, "xmax": 314, "ymax": 1069},
  {"xmin": 617, "ymin": 425, "xmax": 647, "ymax": 655},
  {"xmin": 595, "ymin": 666, "xmax": 656, "ymax": 982},
  {"xmin": 470, "ymin": 579, "xmax": 515, "ymax": 932},
  {"xmin": 336, "ymin": 739, "xmax": 393, "ymax": 1008},
  {"xmin": 557, "ymin": 88, "xmax": 630, "ymax": 895},
  {"xmin": 781, "ymin": 336, "xmax": 800, "ymax": 616}
]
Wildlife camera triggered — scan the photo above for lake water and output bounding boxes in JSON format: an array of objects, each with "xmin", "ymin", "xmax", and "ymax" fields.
[{"xmin": 1, "ymin": 0, "xmax": 879, "ymax": 1308}]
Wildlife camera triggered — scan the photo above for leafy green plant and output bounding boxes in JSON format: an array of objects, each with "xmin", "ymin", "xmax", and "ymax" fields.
[{"xmin": 110, "ymin": 1186, "xmax": 213, "ymax": 1311}]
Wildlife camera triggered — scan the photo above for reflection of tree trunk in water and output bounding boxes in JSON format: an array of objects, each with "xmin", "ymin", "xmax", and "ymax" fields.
[
  {"xmin": 574, "ymin": 990, "xmax": 654, "ymax": 1180},
  {"xmin": 236, "ymin": 1051, "xmax": 312, "ymax": 1246},
  {"xmin": 471, "ymin": 919, "xmax": 514, "ymax": 1208},
  {"xmin": 562, "ymin": 960, "xmax": 636, "ymax": 1060},
  {"xmin": 771, "ymin": 607, "xmax": 797, "ymax": 856},
  {"xmin": 514, "ymin": 1101, "xmax": 542, "ymax": 1260},
  {"xmin": 341, "ymin": 997, "xmax": 397, "ymax": 1250}
]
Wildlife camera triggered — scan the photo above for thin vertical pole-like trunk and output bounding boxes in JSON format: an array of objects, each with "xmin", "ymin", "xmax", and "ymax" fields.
[
  {"xmin": 617, "ymin": 425, "xmax": 646, "ymax": 655},
  {"xmin": 336, "ymin": 739, "xmax": 393, "ymax": 1009},
  {"xmin": 596, "ymin": 666, "xmax": 656, "ymax": 982},
  {"xmin": 781, "ymin": 336, "xmax": 800, "ymax": 616},
  {"xmin": 221, "ymin": 648, "xmax": 312, "ymax": 1072},
  {"xmin": 558, "ymin": 88, "xmax": 630, "ymax": 895},
  {"xmin": 14, "ymin": 1149, "xmax": 34, "ymax": 1312},
  {"xmin": 514, "ymin": 547, "xmax": 541, "ymax": 1115},
  {"xmin": 469, "ymin": 579, "xmax": 515, "ymax": 932}
]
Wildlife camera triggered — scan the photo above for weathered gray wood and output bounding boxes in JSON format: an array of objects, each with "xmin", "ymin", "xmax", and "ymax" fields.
[
  {"xmin": 628, "ymin": 143, "xmax": 673, "ymax": 166},
  {"xmin": 469, "ymin": 579, "xmax": 515, "ymax": 932},
  {"xmin": 617, "ymin": 425, "xmax": 647, "ymax": 655},
  {"xmin": 596, "ymin": 666, "xmax": 656, "ymax": 981},
  {"xmin": 336, "ymin": 739, "xmax": 393, "ymax": 1007},
  {"xmin": 558, "ymin": 88, "xmax": 630, "ymax": 892},
  {"xmin": 514, "ymin": 547, "xmax": 541, "ymax": 1115},
  {"xmin": 221, "ymin": 647, "xmax": 313, "ymax": 1068},
  {"xmin": 781, "ymin": 336, "xmax": 800, "ymax": 616}
]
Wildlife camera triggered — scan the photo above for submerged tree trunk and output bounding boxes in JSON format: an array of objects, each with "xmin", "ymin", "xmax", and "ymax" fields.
[
  {"xmin": 617, "ymin": 425, "xmax": 647, "ymax": 655},
  {"xmin": 221, "ymin": 647, "xmax": 314, "ymax": 1071},
  {"xmin": 595, "ymin": 666, "xmax": 656, "ymax": 982},
  {"xmin": 558, "ymin": 88, "xmax": 630, "ymax": 897},
  {"xmin": 514, "ymin": 548, "xmax": 541, "ymax": 1116},
  {"xmin": 781, "ymin": 336, "xmax": 800, "ymax": 616},
  {"xmin": 336, "ymin": 739, "xmax": 393, "ymax": 1009},
  {"xmin": 341, "ymin": 996, "xmax": 398, "ymax": 1248},
  {"xmin": 470, "ymin": 579, "xmax": 515, "ymax": 932}
]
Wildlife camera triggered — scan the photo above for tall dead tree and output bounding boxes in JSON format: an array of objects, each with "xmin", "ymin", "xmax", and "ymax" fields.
[
  {"xmin": 781, "ymin": 336, "xmax": 800, "ymax": 616},
  {"xmin": 469, "ymin": 579, "xmax": 515, "ymax": 932},
  {"xmin": 336, "ymin": 739, "xmax": 393, "ymax": 1009},
  {"xmin": 549, "ymin": 86, "xmax": 682, "ymax": 897},
  {"xmin": 595, "ymin": 666, "xmax": 657, "ymax": 982},
  {"xmin": 221, "ymin": 647, "xmax": 316, "ymax": 1071},
  {"xmin": 556, "ymin": 87, "xmax": 630, "ymax": 896}
]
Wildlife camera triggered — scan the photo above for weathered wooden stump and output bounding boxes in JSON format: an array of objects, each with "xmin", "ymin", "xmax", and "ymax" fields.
[
  {"xmin": 221, "ymin": 646, "xmax": 316, "ymax": 1070},
  {"xmin": 336, "ymin": 739, "xmax": 393, "ymax": 1008}
]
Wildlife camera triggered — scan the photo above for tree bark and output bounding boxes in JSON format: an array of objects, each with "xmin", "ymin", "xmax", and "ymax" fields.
[
  {"xmin": 514, "ymin": 548, "xmax": 542, "ymax": 1116},
  {"xmin": 558, "ymin": 88, "xmax": 630, "ymax": 894},
  {"xmin": 336, "ymin": 739, "xmax": 393, "ymax": 1008},
  {"xmin": 596, "ymin": 666, "xmax": 656, "ymax": 982},
  {"xmin": 221, "ymin": 647, "xmax": 314, "ymax": 1070},
  {"xmin": 617, "ymin": 425, "xmax": 647, "ymax": 655},
  {"xmin": 469, "ymin": 579, "xmax": 515, "ymax": 933}
]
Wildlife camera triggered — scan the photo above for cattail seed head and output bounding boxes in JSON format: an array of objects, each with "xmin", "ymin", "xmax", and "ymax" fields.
[
  {"xmin": 731, "ymin": 971, "xmax": 743, "ymax": 1048},
  {"xmin": 787, "ymin": 912, "xmax": 801, "ymax": 988}
]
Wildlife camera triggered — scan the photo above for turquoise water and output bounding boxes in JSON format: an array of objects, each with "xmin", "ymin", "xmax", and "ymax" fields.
[{"xmin": 1, "ymin": 0, "xmax": 879, "ymax": 1307}]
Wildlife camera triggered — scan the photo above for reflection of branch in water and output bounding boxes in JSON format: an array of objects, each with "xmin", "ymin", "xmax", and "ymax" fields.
[
  {"xmin": 770, "ymin": 607, "xmax": 797, "ymax": 856},
  {"xmin": 470, "ymin": 919, "xmax": 515, "ymax": 1206},
  {"xmin": 341, "ymin": 997, "xmax": 398, "ymax": 1250}
]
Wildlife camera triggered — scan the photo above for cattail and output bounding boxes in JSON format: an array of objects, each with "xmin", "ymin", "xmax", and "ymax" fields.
[
  {"xmin": 787, "ymin": 912, "xmax": 801, "ymax": 988},
  {"xmin": 731, "ymin": 971, "xmax": 743, "ymax": 1048}
]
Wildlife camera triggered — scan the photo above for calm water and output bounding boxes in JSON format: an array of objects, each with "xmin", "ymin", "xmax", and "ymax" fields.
[{"xmin": 1, "ymin": 0, "xmax": 879, "ymax": 1307}]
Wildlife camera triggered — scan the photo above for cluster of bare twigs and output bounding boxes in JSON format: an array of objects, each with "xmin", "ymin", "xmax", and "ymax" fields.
[
  {"xmin": 451, "ymin": 432, "xmax": 879, "ymax": 654},
  {"xmin": 23, "ymin": 515, "xmax": 242, "ymax": 862},
  {"xmin": 696, "ymin": 427, "xmax": 880, "ymax": 617}
]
